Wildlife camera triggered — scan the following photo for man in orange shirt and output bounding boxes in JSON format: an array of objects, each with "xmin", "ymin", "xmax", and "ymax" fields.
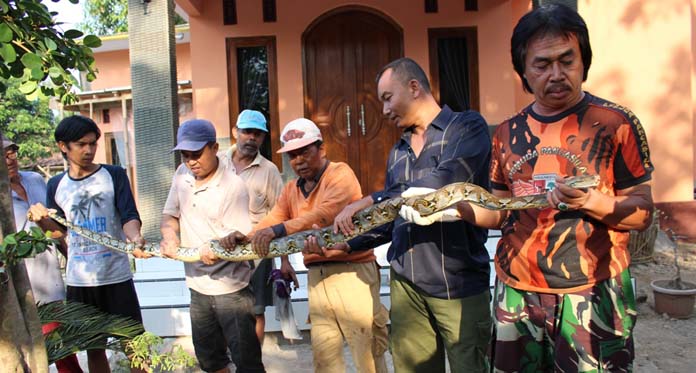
[
  {"xmin": 222, "ymin": 118, "xmax": 388, "ymax": 373},
  {"xmin": 401, "ymin": 5, "xmax": 654, "ymax": 372}
]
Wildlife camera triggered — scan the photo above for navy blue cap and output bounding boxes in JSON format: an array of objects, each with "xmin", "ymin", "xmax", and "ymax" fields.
[{"xmin": 172, "ymin": 119, "xmax": 216, "ymax": 152}]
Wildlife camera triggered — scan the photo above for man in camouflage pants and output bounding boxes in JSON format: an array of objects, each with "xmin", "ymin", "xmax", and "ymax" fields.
[{"xmin": 400, "ymin": 4, "xmax": 654, "ymax": 372}]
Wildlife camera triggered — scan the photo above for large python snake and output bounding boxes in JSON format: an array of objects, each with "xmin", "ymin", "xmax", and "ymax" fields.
[{"xmin": 47, "ymin": 175, "xmax": 599, "ymax": 263}]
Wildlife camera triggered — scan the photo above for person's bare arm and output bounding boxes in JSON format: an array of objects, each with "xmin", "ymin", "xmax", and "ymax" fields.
[
  {"xmin": 549, "ymin": 180, "xmax": 653, "ymax": 231},
  {"xmin": 28, "ymin": 203, "xmax": 66, "ymax": 237},
  {"xmin": 332, "ymin": 196, "xmax": 374, "ymax": 235},
  {"xmin": 123, "ymin": 219, "xmax": 150, "ymax": 258},
  {"xmin": 160, "ymin": 214, "xmax": 181, "ymax": 259},
  {"xmin": 455, "ymin": 189, "xmax": 510, "ymax": 229}
]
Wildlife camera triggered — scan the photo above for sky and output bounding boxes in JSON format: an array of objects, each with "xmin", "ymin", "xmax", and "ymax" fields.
[{"xmin": 44, "ymin": 0, "xmax": 85, "ymax": 31}]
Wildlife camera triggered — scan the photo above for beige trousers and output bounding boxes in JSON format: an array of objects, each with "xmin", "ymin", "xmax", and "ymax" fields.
[{"xmin": 307, "ymin": 261, "xmax": 389, "ymax": 373}]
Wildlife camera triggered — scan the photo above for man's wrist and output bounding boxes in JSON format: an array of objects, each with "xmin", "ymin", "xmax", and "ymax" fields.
[{"xmin": 579, "ymin": 188, "xmax": 600, "ymax": 213}]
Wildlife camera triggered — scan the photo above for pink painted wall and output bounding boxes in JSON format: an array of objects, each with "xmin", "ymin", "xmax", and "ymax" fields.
[
  {"xmin": 81, "ymin": 41, "xmax": 194, "ymax": 195},
  {"xmin": 70, "ymin": 0, "xmax": 694, "ymax": 203},
  {"xmin": 186, "ymin": 0, "xmax": 523, "ymax": 140},
  {"xmin": 90, "ymin": 43, "xmax": 192, "ymax": 90},
  {"xmin": 578, "ymin": 0, "xmax": 694, "ymax": 202},
  {"xmin": 182, "ymin": 0, "xmax": 696, "ymax": 202}
]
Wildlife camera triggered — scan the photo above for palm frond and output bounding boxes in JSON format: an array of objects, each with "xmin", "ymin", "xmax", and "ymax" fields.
[{"xmin": 38, "ymin": 301, "xmax": 145, "ymax": 364}]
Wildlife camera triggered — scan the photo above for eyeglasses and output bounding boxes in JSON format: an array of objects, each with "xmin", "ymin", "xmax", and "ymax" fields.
[{"xmin": 4, "ymin": 150, "xmax": 17, "ymax": 160}]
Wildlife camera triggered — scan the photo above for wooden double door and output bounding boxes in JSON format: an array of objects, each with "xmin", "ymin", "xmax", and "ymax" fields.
[{"xmin": 303, "ymin": 9, "xmax": 403, "ymax": 195}]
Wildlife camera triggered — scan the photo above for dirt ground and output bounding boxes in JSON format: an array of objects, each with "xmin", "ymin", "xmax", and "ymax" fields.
[{"xmin": 631, "ymin": 238, "xmax": 696, "ymax": 373}]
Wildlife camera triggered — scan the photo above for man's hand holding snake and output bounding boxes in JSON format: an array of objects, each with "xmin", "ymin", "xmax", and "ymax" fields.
[
  {"xmin": 160, "ymin": 237, "xmax": 181, "ymax": 259},
  {"xmin": 27, "ymin": 203, "xmax": 50, "ymax": 223},
  {"xmin": 399, "ymin": 187, "xmax": 462, "ymax": 226},
  {"xmin": 547, "ymin": 176, "xmax": 594, "ymax": 212},
  {"xmin": 250, "ymin": 227, "xmax": 275, "ymax": 257},
  {"xmin": 220, "ymin": 231, "xmax": 249, "ymax": 251}
]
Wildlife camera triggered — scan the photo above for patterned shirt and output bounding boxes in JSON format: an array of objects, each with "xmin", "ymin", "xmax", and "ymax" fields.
[
  {"xmin": 47, "ymin": 165, "xmax": 140, "ymax": 287},
  {"xmin": 491, "ymin": 92, "xmax": 653, "ymax": 293}
]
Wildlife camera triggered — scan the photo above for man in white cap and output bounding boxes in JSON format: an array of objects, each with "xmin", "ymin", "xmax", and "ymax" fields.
[
  {"xmin": 221, "ymin": 109, "xmax": 283, "ymax": 344},
  {"xmin": 221, "ymin": 118, "xmax": 388, "ymax": 373},
  {"xmin": 160, "ymin": 119, "xmax": 265, "ymax": 373}
]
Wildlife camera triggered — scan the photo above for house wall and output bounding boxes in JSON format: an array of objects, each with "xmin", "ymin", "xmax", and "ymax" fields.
[
  {"xmin": 578, "ymin": 0, "xmax": 694, "ymax": 202},
  {"xmin": 187, "ymin": 0, "xmax": 528, "ymax": 138},
  {"xmin": 90, "ymin": 43, "xmax": 192, "ymax": 90},
  {"xmin": 78, "ymin": 0, "xmax": 695, "ymax": 203},
  {"xmin": 82, "ymin": 43, "xmax": 193, "ymax": 186}
]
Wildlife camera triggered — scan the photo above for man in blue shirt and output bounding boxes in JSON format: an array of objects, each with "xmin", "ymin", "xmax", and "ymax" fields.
[{"xmin": 330, "ymin": 58, "xmax": 492, "ymax": 372}]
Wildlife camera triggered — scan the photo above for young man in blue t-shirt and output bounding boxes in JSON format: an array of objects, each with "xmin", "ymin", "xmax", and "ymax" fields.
[{"xmin": 29, "ymin": 115, "xmax": 148, "ymax": 373}]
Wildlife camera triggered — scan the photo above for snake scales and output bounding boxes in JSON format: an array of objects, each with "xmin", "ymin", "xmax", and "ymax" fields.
[{"xmin": 47, "ymin": 175, "xmax": 599, "ymax": 263}]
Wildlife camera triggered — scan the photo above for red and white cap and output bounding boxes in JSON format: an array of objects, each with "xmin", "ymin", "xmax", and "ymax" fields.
[{"xmin": 277, "ymin": 118, "xmax": 323, "ymax": 153}]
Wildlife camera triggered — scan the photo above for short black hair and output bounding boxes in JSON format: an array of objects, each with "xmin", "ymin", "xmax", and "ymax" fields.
[
  {"xmin": 376, "ymin": 57, "xmax": 431, "ymax": 93},
  {"xmin": 54, "ymin": 115, "xmax": 101, "ymax": 159},
  {"xmin": 511, "ymin": 3, "xmax": 592, "ymax": 93},
  {"xmin": 55, "ymin": 115, "xmax": 101, "ymax": 144}
]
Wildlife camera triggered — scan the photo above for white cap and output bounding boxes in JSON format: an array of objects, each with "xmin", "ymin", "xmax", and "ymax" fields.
[{"xmin": 277, "ymin": 118, "xmax": 323, "ymax": 153}]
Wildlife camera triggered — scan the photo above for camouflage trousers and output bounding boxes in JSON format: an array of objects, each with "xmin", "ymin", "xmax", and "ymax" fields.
[{"xmin": 492, "ymin": 269, "xmax": 636, "ymax": 373}]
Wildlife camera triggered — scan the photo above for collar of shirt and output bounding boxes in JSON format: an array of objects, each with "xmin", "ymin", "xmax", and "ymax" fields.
[
  {"xmin": 184, "ymin": 156, "xmax": 226, "ymax": 192},
  {"xmin": 296, "ymin": 160, "xmax": 330, "ymax": 191},
  {"xmin": 398, "ymin": 105, "xmax": 455, "ymax": 148},
  {"xmin": 227, "ymin": 144, "xmax": 263, "ymax": 172}
]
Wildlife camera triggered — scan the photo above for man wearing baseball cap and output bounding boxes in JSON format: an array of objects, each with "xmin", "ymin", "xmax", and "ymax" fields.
[
  {"xmin": 220, "ymin": 110, "xmax": 284, "ymax": 344},
  {"xmin": 160, "ymin": 119, "xmax": 265, "ymax": 372},
  {"xmin": 221, "ymin": 118, "xmax": 388, "ymax": 373},
  {"xmin": 4, "ymin": 134, "xmax": 83, "ymax": 373}
]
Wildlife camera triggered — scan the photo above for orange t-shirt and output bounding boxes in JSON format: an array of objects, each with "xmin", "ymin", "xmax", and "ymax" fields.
[
  {"xmin": 255, "ymin": 161, "xmax": 375, "ymax": 266},
  {"xmin": 490, "ymin": 93, "xmax": 653, "ymax": 293}
]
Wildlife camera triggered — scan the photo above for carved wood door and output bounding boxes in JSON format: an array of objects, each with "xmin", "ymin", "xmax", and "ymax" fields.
[{"xmin": 303, "ymin": 9, "xmax": 403, "ymax": 195}]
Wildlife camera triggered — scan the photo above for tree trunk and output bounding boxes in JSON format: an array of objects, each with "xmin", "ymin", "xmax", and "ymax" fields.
[{"xmin": 0, "ymin": 137, "xmax": 48, "ymax": 372}]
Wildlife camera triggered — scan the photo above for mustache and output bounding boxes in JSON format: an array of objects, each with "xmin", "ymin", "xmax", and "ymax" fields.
[{"xmin": 545, "ymin": 83, "xmax": 571, "ymax": 94}]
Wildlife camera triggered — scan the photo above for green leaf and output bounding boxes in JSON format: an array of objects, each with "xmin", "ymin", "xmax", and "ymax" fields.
[
  {"xmin": 86, "ymin": 72, "xmax": 96, "ymax": 82},
  {"xmin": 30, "ymin": 227, "xmax": 45, "ymax": 239},
  {"xmin": 26, "ymin": 88, "xmax": 39, "ymax": 101},
  {"xmin": 34, "ymin": 242, "xmax": 47, "ymax": 254},
  {"xmin": 48, "ymin": 66, "xmax": 62, "ymax": 78},
  {"xmin": 18, "ymin": 80, "xmax": 37, "ymax": 94},
  {"xmin": 30, "ymin": 67, "xmax": 44, "ymax": 80},
  {"xmin": 82, "ymin": 35, "xmax": 101, "ymax": 48},
  {"xmin": 20, "ymin": 52, "xmax": 42, "ymax": 69},
  {"xmin": 50, "ymin": 73, "xmax": 64, "ymax": 85},
  {"xmin": 17, "ymin": 242, "xmax": 33, "ymax": 257},
  {"xmin": 63, "ymin": 29, "xmax": 84, "ymax": 39},
  {"xmin": 0, "ymin": 0, "xmax": 8, "ymax": 14},
  {"xmin": 44, "ymin": 37, "xmax": 58, "ymax": 51},
  {"xmin": 0, "ymin": 23, "xmax": 12, "ymax": 43},
  {"xmin": 0, "ymin": 42, "xmax": 16, "ymax": 63},
  {"xmin": 4, "ymin": 235, "xmax": 17, "ymax": 245}
]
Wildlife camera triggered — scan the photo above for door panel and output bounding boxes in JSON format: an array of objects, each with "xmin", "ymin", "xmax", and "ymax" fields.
[
  {"xmin": 304, "ymin": 9, "xmax": 402, "ymax": 195},
  {"xmin": 304, "ymin": 13, "xmax": 358, "ymax": 174}
]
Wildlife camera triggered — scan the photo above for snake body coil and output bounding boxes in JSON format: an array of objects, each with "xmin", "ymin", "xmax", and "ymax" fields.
[{"xmin": 48, "ymin": 175, "xmax": 599, "ymax": 262}]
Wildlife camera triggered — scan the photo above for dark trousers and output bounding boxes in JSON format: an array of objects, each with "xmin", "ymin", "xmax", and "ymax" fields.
[{"xmin": 190, "ymin": 287, "xmax": 265, "ymax": 372}]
